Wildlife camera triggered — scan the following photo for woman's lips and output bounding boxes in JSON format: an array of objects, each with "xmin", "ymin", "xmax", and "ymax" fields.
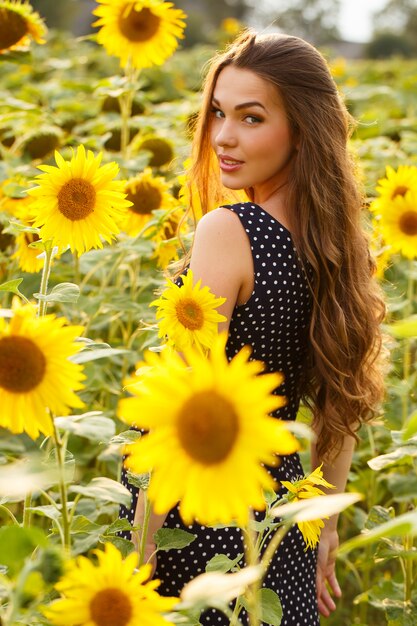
[{"xmin": 218, "ymin": 155, "xmax": 244, "ymax": 172}]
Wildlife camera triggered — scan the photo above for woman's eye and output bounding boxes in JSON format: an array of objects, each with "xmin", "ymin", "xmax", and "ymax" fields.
[
  {"xmin": 245, "ymin": 115, "xmax": 262, "ymax": 124},
  {"xmin": 210, "ymin": 107, "xmax": 224, "ymax": 118}
]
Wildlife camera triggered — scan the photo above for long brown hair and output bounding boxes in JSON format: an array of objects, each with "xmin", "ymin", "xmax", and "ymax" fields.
[{"xmin": 185, "ymin": 30, "xmax": 385, "ymax": 460}]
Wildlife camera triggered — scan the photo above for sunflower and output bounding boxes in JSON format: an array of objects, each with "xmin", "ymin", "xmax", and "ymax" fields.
[
  {"xmin": 281, "ymin": 465, "xmax": 335, "ymax": 550},
  {"xmin": 138, "ymin": 137, "xmax": 174, "ymax": 168},
  {"xmin": 0, "ymin": 0, "xmax": 46, "ymax": 54},
  {"xmin": 375, "ymin": 165, "xmax": 417, "ymax": 204},
  {"xmin": 11, "ymin": 230, "xmax": 44, "ymax": 273},
  {"xmin": 92, "ymin": 0, "xmax": 186, "ymax": 70},
  {"xmin": 118, "ymin": 333, "xmax": 298, "ymax": 526},
  {"xmin": 0, "ymin": 178, "xmax": 33, "ymax": 216},
  {"xmin": 370, "ymin": 217, "xmax": 391, "ymax": 280},
  {"xmin": 0, "ymin": 304, "xmax": 85, "ymax": 440},
  {"xmin": 371, "ymin": 191, "xmax": 417, "ymax": 259},
  {"xmin": 121, "ymin": 168, "xmax": 176, "ymax": 236},
  {"xmin": 43, "ymin": 542, "xmax": 178, "ymax": 626},
  {"xmin": 151, "ymin": 207, "xmax": 188, "ymax": 269},
  {"xmin": 27, "ymin": 146, "xmax": 132, "ymax": 255},
  {"xmin": 151, "ymin": 269, "xmax": 227, "ymax": 353},
  {"xmin": 23, "ymin": 127, "xmax": 61, "ymax": 160}
]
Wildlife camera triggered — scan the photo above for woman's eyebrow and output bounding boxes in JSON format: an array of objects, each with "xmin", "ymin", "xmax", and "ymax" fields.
[{"xmin": 211, "ymin": 96, "xmax": 266, "ymax": 111}]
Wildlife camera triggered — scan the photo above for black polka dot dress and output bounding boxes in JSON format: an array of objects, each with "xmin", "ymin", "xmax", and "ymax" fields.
[{"xmin": 119, "ymin": 202, "xmax": 319, "ymax": 625}]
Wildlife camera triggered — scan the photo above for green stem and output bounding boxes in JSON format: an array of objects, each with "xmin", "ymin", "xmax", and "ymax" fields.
[
  {"xmin": 51, "ymin": 418, "xmax": 71, "ymax": 554},
  {"xmin": 404, "ymin": 534, "xmax": 413, "ymax": 603},
  {"xmin": 74, "ymin": 251, "xmax": 80, "ymax": 287},
  {"xmin": 68, "ymin": 493, "xmax": 82, "ymax": 528},
  {"xmin": 0, "ymin": 503, "xmax": 20, "ymax": 525},
  {"xmin": 37, "ymin": 243, "xmax": 53, "ymax": 318},
  {"xmin": 242, "ymin": 514, "xmax": 261, "ymax": 626},
  {"xmin": 260, "ymin": 523, "xmax": 291, "ymax": 577},
  {"xmin": 22, "ymin": 491, "xmax": 32, "ymax": 527},
  {"xmin": 139, "ymin": 491, "xmax": 152, "ymax": 567},
  {"xmin": 119, "ymin": 61, "xmax": 140, "ymax": 161}
]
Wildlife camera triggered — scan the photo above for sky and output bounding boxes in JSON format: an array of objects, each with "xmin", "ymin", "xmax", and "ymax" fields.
[{"xmin": 338, "ymin": 0, "xmax": 387, "ymax": 42}]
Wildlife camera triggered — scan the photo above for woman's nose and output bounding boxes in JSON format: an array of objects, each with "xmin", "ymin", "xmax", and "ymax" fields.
[{"xmin": 214, "ymin": 121, "xmax": 237, "ymax": 148}]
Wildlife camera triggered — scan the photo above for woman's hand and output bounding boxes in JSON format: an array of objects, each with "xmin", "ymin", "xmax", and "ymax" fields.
[{"xmin": 316, "ymin": 526, "xmax": 342, "ymax": 617}]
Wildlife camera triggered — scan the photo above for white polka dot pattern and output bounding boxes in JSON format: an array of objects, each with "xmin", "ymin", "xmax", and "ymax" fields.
[{"xmin": 119, "ymin": 202, "xmax": 319, "ymax": 625}]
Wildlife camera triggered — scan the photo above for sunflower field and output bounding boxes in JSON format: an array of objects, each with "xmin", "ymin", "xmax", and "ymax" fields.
[{"xmin": 1, "ymin": 2, "xmax": 417, "ymax": 626}]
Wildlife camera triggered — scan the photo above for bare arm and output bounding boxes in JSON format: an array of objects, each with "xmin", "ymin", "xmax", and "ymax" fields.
[{"xmin": 311, "ymin": 435, "xmax": 356, "ymax": 617}]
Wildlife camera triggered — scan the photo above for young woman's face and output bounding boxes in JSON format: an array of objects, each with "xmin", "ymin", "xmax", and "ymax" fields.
[{"xmin": 210, "ymin": 65, "xmax": 295, "ymax": 202}]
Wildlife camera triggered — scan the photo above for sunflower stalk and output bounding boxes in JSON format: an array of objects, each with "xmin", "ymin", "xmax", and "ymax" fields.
[
  {"xmin": 119, "ymin": 60, "xmax": 140, "ymax": 161},
  {"xmin": 242, "ymin": 514, "xmax": 262, "ymax": 626},
  {"xmin": 0, "ymin": 503, "xmax": 19, "ymax": 526},
  {"xmin": 51, "ymin": 417, "xmax": 71, "ymax": 554},
  {"xmin": 139, "ymin": 489, "xmax": 152, "ymax": 568},
  {"xmin": 260, "ymin": 523, "xmax": 291, "ymax": 579},
  {"xmin": 37, "ymin": 241, "xmax": 54, "ymax": 318}
]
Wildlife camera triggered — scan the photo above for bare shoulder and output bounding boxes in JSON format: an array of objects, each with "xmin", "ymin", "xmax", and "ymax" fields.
[
  {"xmin": 190, "ymin": 207, "xmax": 253, "ymax": 312},
  {"xmin": 194, "ymin": 207, "xmax": 247, "ymax": 245}
]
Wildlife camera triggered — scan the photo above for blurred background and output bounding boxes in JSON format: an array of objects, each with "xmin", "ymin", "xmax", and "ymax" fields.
[{"xmin": 31, "ymin": 0, "xmax": 417, "ymax": 58}]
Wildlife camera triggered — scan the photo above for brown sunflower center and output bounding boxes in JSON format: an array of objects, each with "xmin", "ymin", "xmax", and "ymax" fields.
[
  {"xmin": 175, "ymin": 297, "xmax": 204, "ymax": 330},
  {"xmin": 140, "ymin": 138, "xmax": 174, "ymax": 167},
  {"xmin": 0, "ymin": 336, "xmax": 46, "ymax": 393},
  {"xmin": 127, "ymin": 183, "xmax": 162, "ymax": 215},
  {"xmin": 177, "ymin": 390, "xmax": 239, "ymax": 464},
  {"xmin": 162, "ymin": 217, "xmax": 177, "ymax": 240},
  {"xmin": 57, "ymin": 178, "xmax": 96, "ymax": 221},
  {"xmin": 392, "ymin": 185, "xmax": 409, "ymax": 199},
  {"xmin": 24, "ymin": 232, "xmax": 40, "ymax": 246},
  {"xmin": 399, "ymin": 211, "xmax": 417, "ymax": 236},
  {"xmin": 89, "ymin": 588, "xmax": 132, "ymax": 626},
  {"xmin": 118, "ymin": 6, "xmax": 160, "ymax": 43},
  {"xmin": 0, "ymin": 8, "xmax": 28, "ymax": 51}
]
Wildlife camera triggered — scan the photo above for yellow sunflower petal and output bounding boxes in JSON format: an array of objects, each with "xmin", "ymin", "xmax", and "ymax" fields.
[
  {"xmin": 92, "ymin": 0, "xmax": 186, "ymax": 69},
  {"xmin": 118, "ymin": 333, "xmax": 298, "ymax": 526},
  {"xmin": 0, "ymin": 0, "xmax": 46, "ymax": 54},
  {"xmin": 0, "ymin": 305, "xmax": 85, "ymax": 439},
  {"xmin": 43, "ymin": 542, "xmax": 177, "ymax": 626},
  {"xmin": 27, "ymin": 146, "xmax": 132, "ymax": 255},
  {"xmin": 151, "ymin": 269, "xmax": 227, "ymax": 352}
]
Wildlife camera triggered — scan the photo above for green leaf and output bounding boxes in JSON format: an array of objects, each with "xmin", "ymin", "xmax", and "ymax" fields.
[
  {"xmin": 99, "ymin": 536, "xmax": 135, "ymax": 557},
  {"xmin": 71, "ymin": 347, "xmax": 129, "ymax": 364},
  {"xmin": 154, "ymin": 528, "xmax": 196, "ymax": 552},
  {"xmin": 365, "ymin": 505, "xmax": 395, "ymax": 530},
  {"xmin": 54, "ymin": 412, "xmax": 116, "ymax": 443},
  {"xmin": 403, "ymin": 411, "xmax": 417, "ymax": 441},
  {"xmin": 240, "ymin": 587, "xmax": 282, "ymax": 625},
  {"xmin": 205, "ymin": 553, "xmax": 243, "ymax": 573},
  {"xmin": 0, "ymin": 278, "xmax": 25, "ymax": 298},
  {"xmin": 384, "ymin": 472, "xmax": 417, "ymax": 502},
  {"xmin": 0, "ymin": 526, "xmax": 47, "ymax": 577},
  {"xmin": 110, "ymin": 430, "xmax": 142, "ymax": 445},
  {"xmin": 26, "ymin": 505, "xmax": 62, "ymax": 522},
  {"xmin": 70, "ymin": 515, "xmax": 104, "ymax": 533},
  {"xmin": 368, "ymin": 446, "xmax": 417, "ymax": 470},
  {"xmin": 339, "ymin": 510, "xmax": 417, "ymax": 555},
  {"xmin": 271, "ymin": 493, "xmax": 362, "ymax": 521},
  {"xmin": 259, "ymin": 588, "xmax": 283, "ymax": 626},
  {"xmin": 34, "ymin": 282, "xmax": 80, "ymax": 303},
  {"xmin": 125, "ymin": 471, "xmax": 149, "ymax": 490},
  {"xmin": 102, "ymin": 518, "xmax": 133, "ymax": 535},
  {"xmin": 69, "ymin": 477, "xmax": 132, "ymax": 507}
]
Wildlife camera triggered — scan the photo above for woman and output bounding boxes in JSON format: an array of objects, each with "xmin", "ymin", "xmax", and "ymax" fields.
[{"xmin": 120, "ymin": 30, "xmax": 385, "ymax": 625}]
